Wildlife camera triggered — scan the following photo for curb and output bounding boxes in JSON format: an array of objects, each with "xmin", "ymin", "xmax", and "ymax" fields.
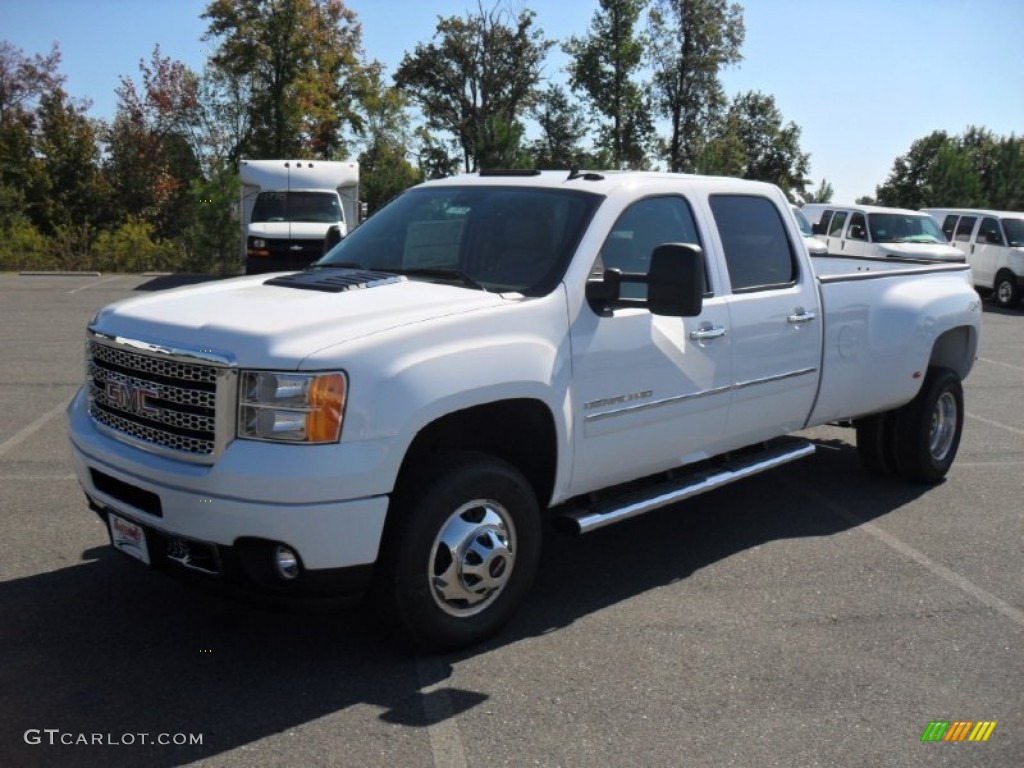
[{"xmin": 19, "ymin": 271, "xmax": 102, "ymax": 277}]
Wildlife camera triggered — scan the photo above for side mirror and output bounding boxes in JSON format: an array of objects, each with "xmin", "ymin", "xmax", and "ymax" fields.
[
  {"xmin": 985, "ymin": 232, "xmax": 1004, "ymax": 245},
  {"xmin": 648, "ymin": 243, "xmax": 705, "ymax": 317},
  {"xmin": 848, "ymin": 224, "xmax": 865, "ymax": 240},
  {"xmin": 811, "ymin": 222, "xmax": 825, "ymax": 235},
  {"xmin": 358, "ymin": 201, "xmax": 369, "ymax": 224},
  {"xmin": 323, "ymin": 224, "xmax": 343, "ymax": 255},
  {"xmin": 585, "ymin": 243, "xmax": 704, "ymax": 317}
]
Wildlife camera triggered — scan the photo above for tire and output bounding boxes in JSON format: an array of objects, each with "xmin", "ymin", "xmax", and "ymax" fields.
[
  {"xmin": 379, "ymin": 452, "xmax": 541, "ymax": 651},
  {"xmin": 892, "ymin": 367, "xmax": 964, "ymax": 483},
  {"xmin": 855, "ymin": 411, "xmax": 897, "ymax": 476},
  {"xmin": 993, "ymin": 271, "xmax": 1021, "ymax": 308}
]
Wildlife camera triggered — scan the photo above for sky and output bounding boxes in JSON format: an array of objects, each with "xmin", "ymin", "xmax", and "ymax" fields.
[{"xmin": 5, "ymin": 0, "xmax": 1023, "ymax": 202}]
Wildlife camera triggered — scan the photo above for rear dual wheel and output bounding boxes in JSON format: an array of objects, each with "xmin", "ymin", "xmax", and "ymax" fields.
[{"xmin": 856, "ymin": 367, "xmax": 963, "ymax": 484}]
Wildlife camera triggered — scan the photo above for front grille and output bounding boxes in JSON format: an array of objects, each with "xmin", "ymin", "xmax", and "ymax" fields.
[{"xmin": 87, "ymin": 338, "xmax": 226, "ymax": 458}]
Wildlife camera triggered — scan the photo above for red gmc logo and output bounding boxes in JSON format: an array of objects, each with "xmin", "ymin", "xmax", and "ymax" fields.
[{"xmin": 105, "ymin": 381, "xmax": 160, "ymax": 416}]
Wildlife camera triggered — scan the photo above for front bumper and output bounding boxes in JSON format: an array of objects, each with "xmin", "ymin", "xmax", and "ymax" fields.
[{"xmin": 68, "ymin": 388, "xmax": 391, "ymax": 597}]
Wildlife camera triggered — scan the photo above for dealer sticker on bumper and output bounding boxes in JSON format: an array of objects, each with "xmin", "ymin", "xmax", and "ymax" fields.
[{"xmin": 108, "ymin": 513, "xmax": 150, "ymax": 565}]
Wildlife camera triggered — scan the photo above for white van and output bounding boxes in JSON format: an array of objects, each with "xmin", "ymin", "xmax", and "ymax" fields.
[
  {"xmin": 922, "ymin": 208, "xmax": 1024, "ymax": 307},
  {"xmin": 790, "ymin": 204, "xmax": 827, "ymax": 255},
  {"xmin": 802, "ymin": 203, "xmax": 964, "ymax": 263}
]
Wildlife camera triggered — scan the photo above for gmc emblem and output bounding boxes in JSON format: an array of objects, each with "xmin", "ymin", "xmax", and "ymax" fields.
[{"xmin": 105, "ymin": 381, "xmax": 160, "ymax": 416}]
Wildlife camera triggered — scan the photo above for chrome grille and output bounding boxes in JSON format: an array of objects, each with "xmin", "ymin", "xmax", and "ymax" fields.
[{"xmin": 87, "ymin": 338, "xmax": 226, "ymax": 458}]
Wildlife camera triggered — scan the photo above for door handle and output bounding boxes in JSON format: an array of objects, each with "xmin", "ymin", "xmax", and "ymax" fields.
[
  {"xmin": 689, "ymin": 324, "xmax": 728, "ymax": 341},
  {"xmin": 787, "ymin": 309, "xmax": 817, "ymax": 324}
]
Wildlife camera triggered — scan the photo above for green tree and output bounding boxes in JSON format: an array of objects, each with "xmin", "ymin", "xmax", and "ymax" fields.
[
  {"xmin": 184, "ymin": 157, "xmax": 240, "ymax": 274},
  {"xmin": 647, "ymin": 0, "xmax": 743, "ymax": 172},
  {"xmin": 353, "ymin": 62, "xmax": 418, "ymax": 210},
  {"xmin": 702, "ymin": 91, "xmax": 809, "ymax": 197},
  {"xmin": 874, "ymin": 130, "xmax": 949, "ymax": 209},
  {"xmin": 565, "ymin": 0, "xmax": 653, "ymax": 169},
  {"xmin": 527, "ymin": 84, "xmax": 591, "ymax": 169},
  {"xmin": 803, "ymin": 178, "xmax": 834, "ymax": 204},
  {"xmin": 928, "ymin": 140, "xmax": 982, "ymax": 207},
  {"xmin": 396, "ymin": 4, "xmax": 552, "ymax": 173},
  {"xmin": 203, "ymin": 0, "xmax": 366, "ymax": 159}
]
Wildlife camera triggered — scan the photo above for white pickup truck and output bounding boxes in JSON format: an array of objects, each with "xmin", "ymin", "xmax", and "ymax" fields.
[{"xmin": 68, "ymin": 171, "xmax": 981, "ymax": 650}]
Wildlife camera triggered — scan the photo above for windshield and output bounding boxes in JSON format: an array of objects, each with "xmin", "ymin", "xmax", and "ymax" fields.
[
  {"xmin": 791, "ymin": 206, "xmax": 814, "ymax": 237},
  {"xmin": 867, "ymin": 213, "xmax": 946, "ymax": 244},
  {"xmin": 1001, "ymin": 217, "xmax": 1024, "ymax": 247},
  {"xmin": 251, "ymin": 191, "xmax": 343, "ymax": 224},
  {"xmin": 317, "ymin": 186, "xmax": 602, "ymax": 295}
]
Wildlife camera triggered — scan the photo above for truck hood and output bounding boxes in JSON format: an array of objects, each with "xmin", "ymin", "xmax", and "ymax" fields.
[
  {"xmin": 877, "ymin": 242, "xmax": 964, "ymax": 262},
  {"xmin": 91, "ymin": 274, "xmax": 507, "ymax": 368},
  {"xmin": 248, "ymin": 221, "xmax": 336, "ymax": 239}
]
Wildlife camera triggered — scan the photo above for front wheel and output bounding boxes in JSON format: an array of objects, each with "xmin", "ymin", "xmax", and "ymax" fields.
[
  {"xmin": 893, "ymin": 367, "xmax": 964, "ymax": 483},
  {"xmin": 380, "ymin": 452, "xmax": 541, "ymax": 651}
]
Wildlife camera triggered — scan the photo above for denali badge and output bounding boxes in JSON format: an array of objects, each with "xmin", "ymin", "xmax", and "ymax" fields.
[{"xmin": 105, "ymin": 381, "xmax": 160, "ymax": 416}]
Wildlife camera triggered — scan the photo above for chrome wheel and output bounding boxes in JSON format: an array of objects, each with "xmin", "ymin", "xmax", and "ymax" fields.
[
  {"xmin": 996, "ymin": 279, "xmax": 1013, "ymax": 305},
  {"xmin": 929, "ymin": 391, "xmax": 958, "ymax": 462},
  {"xmin": 429, "ymin": 499, "xmax": 517, "ymax": 618}
]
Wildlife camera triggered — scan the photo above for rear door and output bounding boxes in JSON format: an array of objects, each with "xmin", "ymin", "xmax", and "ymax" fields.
[
  {"xmin": 972, "ymin": 216, "xmax": 1003, "ymax": 286},
  {"xmin": 843, "ymin": 211, "xmax": 870, "ymax": 257},
  {"xmin": 825, "ymin": 210, "xmax": 848, "ymax": 255},
  {"xmin": 707, "ymin": 194, "xmax": 823, "ymax": 447}
]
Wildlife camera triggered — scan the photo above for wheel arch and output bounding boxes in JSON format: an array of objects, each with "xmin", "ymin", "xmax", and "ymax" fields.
[
  {"xmin": 928, "ymin": 325, "xmax": 977, "ymax": 381},
  {"xmin": 394, "ymin": 398, "xmax": 559, "ymax": 510}
]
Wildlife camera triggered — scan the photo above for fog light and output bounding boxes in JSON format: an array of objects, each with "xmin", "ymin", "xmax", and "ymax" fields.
[{"xmin": 273, "ymin": 545, "xmax": 300, "ymax": 580}]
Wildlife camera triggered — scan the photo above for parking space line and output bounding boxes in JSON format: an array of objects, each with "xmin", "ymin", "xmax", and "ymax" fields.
[
  {"xmin": 786, "ymin": 481, "xmax": 1024, "ymax": 629},
  {"xmin": 953, "ymin": 461, "xmax": 1024, "ymax": 468},
  {"xmin": 415, "ymin": 656, "xmax": 468, "ymax": 768},
  {"xmin": 67, "ymin": 275, "xmax": 122, "ymax": 294},
  {"xmin": 977, "ymin": 357, "xmax": 1024, "ymax": 373},
  {"xmin": 966, "ymin": 411, "xmax": 1024, "ymax": 438},
  {"xmin": 0, "ymin": 397, "xmax": 74, "ymax": 460}
]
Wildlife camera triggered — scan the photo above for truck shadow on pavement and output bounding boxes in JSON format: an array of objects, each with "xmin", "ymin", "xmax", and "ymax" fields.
[{"xmin": 0, "ymin": 437, "xmax": 934, "ymax": 767}]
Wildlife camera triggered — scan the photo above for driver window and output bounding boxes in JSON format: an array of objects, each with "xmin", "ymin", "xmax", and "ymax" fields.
[
  {"xmin": 594, "ymin": 196, "xmax": 705, "ymax": 300},
  {"xmin": 847, "ymin": 212, "xmax": 867, "ymax": 240}
]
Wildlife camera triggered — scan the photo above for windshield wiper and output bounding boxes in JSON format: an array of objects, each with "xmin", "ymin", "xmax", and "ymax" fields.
[{"xmin": 385, "ymin": 267, "xmax": 487, "ymax": 292}]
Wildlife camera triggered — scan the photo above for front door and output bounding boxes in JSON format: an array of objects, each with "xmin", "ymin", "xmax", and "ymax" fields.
[{"xmin": 568, "ymin": 195, "xmax": 734, "ymax": 496}]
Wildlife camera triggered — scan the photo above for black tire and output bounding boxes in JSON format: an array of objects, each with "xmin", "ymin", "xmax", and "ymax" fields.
[
  {"xmin": 993, "ymin": 271, "xmax": 1021, "ymax": 308},
  {"xmin": 855, "ymin": 411, "xmax": 897, "ymax": 476},
  {"xmin": 892, "ymin": 367, "xmax": 964, "ymax": 483},
  {"xmin": 379, "ymin": 452, "xmax": 541, "ymax": 651}
]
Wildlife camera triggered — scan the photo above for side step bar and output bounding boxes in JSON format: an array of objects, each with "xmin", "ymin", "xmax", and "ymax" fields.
[{"xmin": 557, "ymin": 437, "xmax": 816, "ymax": 535}]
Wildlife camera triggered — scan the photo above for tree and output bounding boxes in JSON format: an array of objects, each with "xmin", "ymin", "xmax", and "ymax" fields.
[
  {"xmin": 395, "ymin": 3, "xmax": 551, "ymax": 173},
  {"xmin": 565, "ymin": 0, "xmax": 653, "ymax": 169},
  {"xmin": 702, "ymin": 91, "xmax": 809, "ymax": 198},
  {"xmin": 803, "ymin": 178, "xmax": 834, "ymax": 204},
  {"xmin": 104, "ymin": 47, "xmax": 202, "ymax": 240},
  {"xmin": 203, "ymin": 0, "xmax": 366, "ymax": 159},
  {"xmin": 874, "ymin": 130, "xmax": 949, "ymax": 209},
  {"xmin": 647, "ymin": 0, "xmax": 743, "ymax": 172},
  {"xmin": 527, "ymin": 84, "xmax": 591, "ymax": 169},
  {"xmin": 0, "ymin": 41, "xmax": 63, "ymax": 124}
]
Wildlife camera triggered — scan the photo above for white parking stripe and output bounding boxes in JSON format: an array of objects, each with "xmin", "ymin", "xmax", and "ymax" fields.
[
  {"xmin": 0, "ymin": 397, "xmax": 73, "ymax": 459},
  {"xmin": 67, "ymin": 275, "xmax": 121, "ymax": 294},
  {"xmin": 415, "ymin": 656, "xmax": 469, "ymax": 768},
  {"xmin": 788, "ymin": 481, "xmax": 1024, "ymax": 628},
  {"xmin": 977, "ymin": 357, "xmax": 1024, "ymax": 373},
  {"xmin": 967, "ymin": 411, "xmax": 1024, "ymax": 437}
]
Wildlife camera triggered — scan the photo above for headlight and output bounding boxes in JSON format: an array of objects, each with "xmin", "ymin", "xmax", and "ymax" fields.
[
  {"xmin": 238, "ymin": 371, "xmax": 346, "ymax": 443},
  {"xmin": 252, "ymin": 238, "xmax": 266, "ymax": 249}
]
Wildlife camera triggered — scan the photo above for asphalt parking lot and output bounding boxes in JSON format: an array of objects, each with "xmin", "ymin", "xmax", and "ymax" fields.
[{"xmin": 1, "ymin": 272, "xmax": 1021, "ymax": 768}]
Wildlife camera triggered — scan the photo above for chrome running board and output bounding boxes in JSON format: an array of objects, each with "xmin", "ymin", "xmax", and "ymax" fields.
[{"xmin": 558, "ymin": 437, "xmax": 815, "ymax": 535}]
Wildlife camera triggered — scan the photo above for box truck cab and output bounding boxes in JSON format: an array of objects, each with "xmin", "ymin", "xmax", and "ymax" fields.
[
  {"xmin": 922, "ymin": 208, "xmax": 1024, "ymax": 307},
  {"xmin": 240, "ymin": 160, "xmax": 360, "ymax": 275},
  {"xmin": 802, "ymin": 203, "xmax": 963, "ymax": 263}
]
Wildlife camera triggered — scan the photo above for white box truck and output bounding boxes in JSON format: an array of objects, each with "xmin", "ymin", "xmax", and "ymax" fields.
[{"xmin": 239, "ymin": 159, "xmax": 359, "ymax": 274}]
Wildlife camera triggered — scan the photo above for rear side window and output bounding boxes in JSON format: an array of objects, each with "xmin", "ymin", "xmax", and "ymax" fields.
[
  {"xmin": 955, "ymin": 216, "xmax": 976, "ymax": 243},
  {"xmin": 941, "ymin": 215, "xmax": 957, "ymax": 241},
  {"xmin": 977, "ymin": 217, "xmax": 1004, "ymax": 245},
  {"xmin": 709, "ymin": 195, "xmax": 798, "ymax": 293},
  {"xmin": 813, "ymin": 209, "xmax": 833, "ymax": 235}
]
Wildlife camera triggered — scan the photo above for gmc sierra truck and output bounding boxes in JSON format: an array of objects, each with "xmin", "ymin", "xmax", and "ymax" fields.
[{"xmin": 68, "ymin": 170, "xmax": 982, "ymax": 650}]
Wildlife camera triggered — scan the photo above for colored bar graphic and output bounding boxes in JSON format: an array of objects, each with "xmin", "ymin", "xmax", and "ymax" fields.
[
  {"xmin": 968, "ymin": 722, "xmax": 997, "ymax": 742},
  {"xmin": 921, "ymin": 720, "xmax": 996, "ymax": 742},
  {"xmin": 944, "ymin": 721, "xmax": 972, "ymax": 741}
]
